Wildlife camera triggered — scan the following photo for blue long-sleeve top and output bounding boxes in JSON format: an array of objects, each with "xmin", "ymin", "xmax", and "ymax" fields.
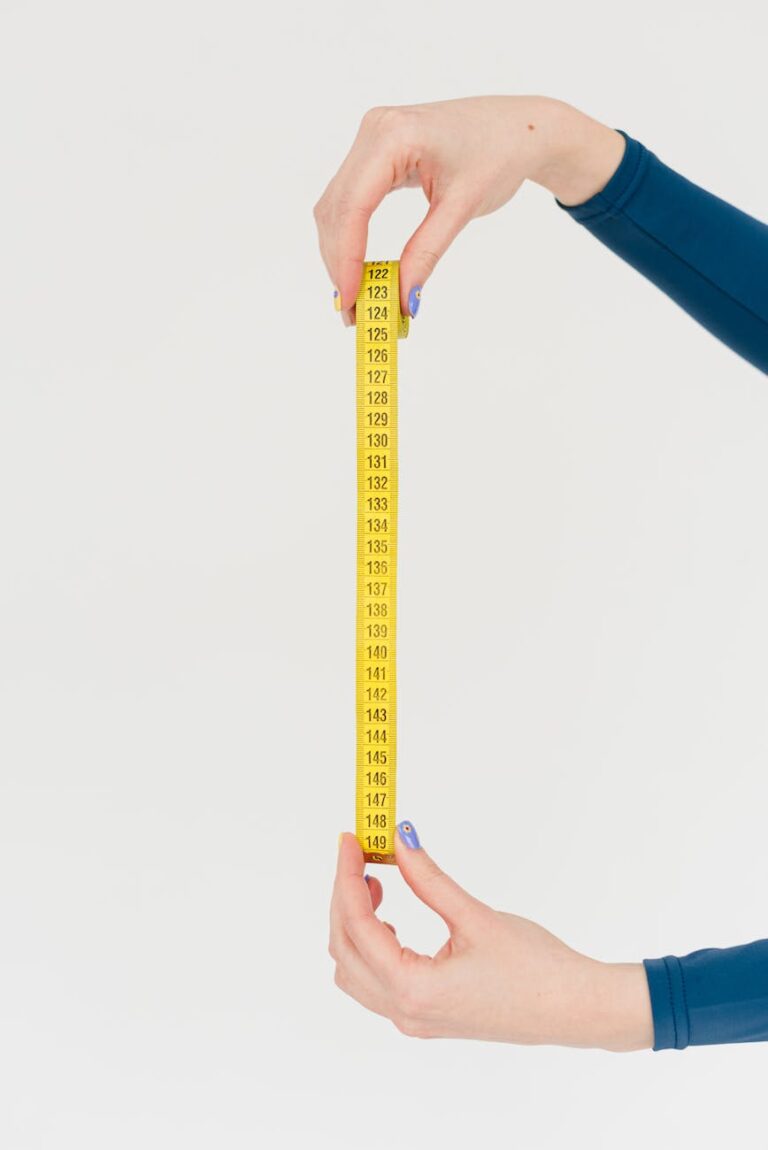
[
  {"xmin": 556, "ymin": 130, "xmax": 768, "ymax": 373},
  {"xmin": 558, "ymin": 130, "xmax": 768, "ymax": 1050}
]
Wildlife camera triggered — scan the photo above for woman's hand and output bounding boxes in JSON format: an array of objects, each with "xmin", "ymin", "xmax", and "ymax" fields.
[
  {"xmin": 313, "ymin": 96, "xmax": 626, "ymax": 324},
  {"xmin": 330, "ymin": 823, "xmax": 654, "ymax": 1050}
]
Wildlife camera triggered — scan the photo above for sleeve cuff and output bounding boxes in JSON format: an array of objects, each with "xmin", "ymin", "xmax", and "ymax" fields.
[
  {"xmin": 643, "ymin": 956, "xmax": 690, "ymax": 1050},
  {"xmin": 555, "ymin": 130, "xmax": 650, "ymax": 223}
]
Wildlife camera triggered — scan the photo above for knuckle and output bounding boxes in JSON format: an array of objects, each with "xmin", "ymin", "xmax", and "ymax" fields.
[
  {"xmin": 361, "ymin": 104, "xmax": 389, "ymax": 128},
  {"xmin": 361, "ymin": 104, "xmax": 408, "ymax": 135},
  {"xmin": 389, "ymin": 964, "xmax": 438, "ymax": 1038},
  {"xmin": 333, "ymin": 966, "xmax": 354, "ymax": 998},
  {"xmin": 394, "ymin": 978, "xmax": 429, "ymax": 1022},
  {"xmin": 393, "ymin": 1013, "xmax": 429, "ymax": 1039}
]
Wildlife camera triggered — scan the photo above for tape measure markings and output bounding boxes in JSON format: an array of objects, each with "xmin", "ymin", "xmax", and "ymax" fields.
[{"xmin": 355, "ymin": 260, "xmax": 409, "ymax": 864}]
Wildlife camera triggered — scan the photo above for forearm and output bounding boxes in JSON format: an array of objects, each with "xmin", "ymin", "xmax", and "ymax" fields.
[
  {"xmin": 584, "ymin": 960, "xmax": 655, "ymax": 1053},
  {"xmin": 549, "ymin": 955, "xmax": 653, "ymax": 1052},
  {"xmin": 644, "ymin": 939, "xmax": 768, "ymax": 1050},
  {"xmin": 529, "ymin": 104, "xmax": 768, "ymax": 372},
  {"xmin": 573, "ymin": 937, "xmax": 768, "ymax": 1053}
]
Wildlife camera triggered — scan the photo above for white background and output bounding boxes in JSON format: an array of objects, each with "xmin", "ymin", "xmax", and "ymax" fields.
[{"xmin": 1, "ymin": 1, "xmax": 767, "ymax": 1146}]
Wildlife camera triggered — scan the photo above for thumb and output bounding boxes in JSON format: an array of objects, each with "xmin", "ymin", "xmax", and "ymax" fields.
[
  {"xmin": 399, "ymin": 193, "xmax": 472, "ymax": 317},
  {"xmin": 394, "ymin": 819, "xmax": 486, "ymax": 932}
]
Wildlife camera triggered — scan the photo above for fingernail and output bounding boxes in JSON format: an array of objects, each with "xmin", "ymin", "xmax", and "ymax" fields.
[
  {"xmin": 408, "ymin": 285, "xmax": 422, "ymax": 318},
  {"xmin": 338, "ymin": 832, "xmax": 344, "ymax": 849},
  {"xmin": 333, "ymin": 288, "xmax": 342, "ymax": 312},
  {"xmin": 397, "ymin": 820, "xmax": 421, "ymax": 849},
  {"xmin": 364, "ymin": 874, "xmax": 371, "ymax": 885}
]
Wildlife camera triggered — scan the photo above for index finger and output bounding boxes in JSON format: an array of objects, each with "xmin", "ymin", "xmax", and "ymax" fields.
[
  {"xmin": 332, "ymin": 832, "xmax": 402, "ymax": 980},
  {"xmin": 313, "ymin": 110, "xmax": 401, "ymax": 312}
]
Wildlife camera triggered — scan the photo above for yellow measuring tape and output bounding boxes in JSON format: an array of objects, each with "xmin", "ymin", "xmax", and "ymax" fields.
[{"xmin": 355, "ymin": 260, "xmax": 409, "ymax": 864}]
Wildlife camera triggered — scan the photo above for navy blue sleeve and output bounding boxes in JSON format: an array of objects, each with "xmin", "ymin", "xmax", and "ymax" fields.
[
  {"xmin": 556, "ymin": 130, "xmax": 768, "ymax": 373},
  {"xmin": 643, "ymin": 941, "xmax": 768, "ymax": 1050},
  {"xmin": 560, "ymin": 133, "xmax": 768, "ymax": 1047}
]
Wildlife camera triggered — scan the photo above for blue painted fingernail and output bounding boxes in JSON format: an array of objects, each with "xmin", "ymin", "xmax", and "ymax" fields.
[
  {"xmin": 364, "ymin": 874, "xmax": 371, "ymax": 885},
  {"xmin": 408, "ymin": 285, "xmax": 422, "ymax": 318},
  {"xmin": 397, "ymin": 820, "xmax": 421, "ymax": 849}
]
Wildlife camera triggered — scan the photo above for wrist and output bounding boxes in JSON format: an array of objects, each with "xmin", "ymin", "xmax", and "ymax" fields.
[
  {"xmin": 524, "ymin": 98, "xmax": 627, "ymax": 207},
  {"xmin": 581, "ymin": 959, "xmax": 655, "ymax": 1052}
]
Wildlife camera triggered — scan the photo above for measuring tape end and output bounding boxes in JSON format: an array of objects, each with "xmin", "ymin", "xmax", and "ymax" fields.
[{"xmin": 362, "ymin": 849, "xmax": 396, "ymax": 866}]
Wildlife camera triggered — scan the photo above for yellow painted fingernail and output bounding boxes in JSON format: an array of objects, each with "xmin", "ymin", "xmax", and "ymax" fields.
[
  {"xmin": 333, "ymin": 288, "xmax": 342, "ymax": 312},
  {"xmin": 338, "ymin": 832, "xmax": 344, "ymax": 848}
]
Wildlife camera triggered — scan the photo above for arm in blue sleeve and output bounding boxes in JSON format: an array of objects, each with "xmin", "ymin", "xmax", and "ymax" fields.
[
  {"xmin": 643, "ymin": 940, "xmax": 768, "ymax": 1050},
  {"xmin": 560, "ymin": 135, "xmax": 768, "ymax": 1047},
  {"xmin": 556, "ymin": 130, "xmax": 768, "ymax": 373}
]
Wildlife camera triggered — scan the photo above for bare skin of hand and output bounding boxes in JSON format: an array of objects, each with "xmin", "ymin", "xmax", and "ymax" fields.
[
  {"xmin": 330, "ymin": 829, "xmax": 654, "ymax": 1050},
  {"xmin": 313, "ymin": 95, "xmax": 626, "ymax": 324},
  {"xmin": 322, "ymin": 103, "xmax": 646, "ymax": 1047}
]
